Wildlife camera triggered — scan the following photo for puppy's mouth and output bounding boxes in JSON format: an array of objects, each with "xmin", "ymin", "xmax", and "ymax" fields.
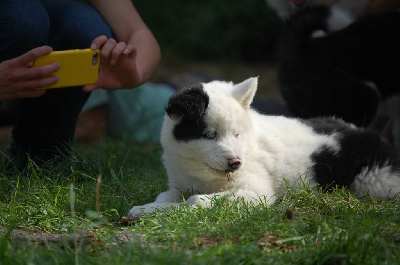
[{"xmin": 224, "ymin": 158, "xmax": 242, "ymax": 182}]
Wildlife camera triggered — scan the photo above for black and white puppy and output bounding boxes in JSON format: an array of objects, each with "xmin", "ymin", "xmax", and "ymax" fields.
[
  {"xmin": 277, "ymin": 6, "xmax": 400, "ymax": 128},
  {"xmin": 128, "ymin": 77, "xmax": 400, "ymax": 218}
]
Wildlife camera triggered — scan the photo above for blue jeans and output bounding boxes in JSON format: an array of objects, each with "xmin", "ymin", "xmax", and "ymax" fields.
[{"xmin": 0, "ymin": 0, "xmax": 113, "ymax": 165}]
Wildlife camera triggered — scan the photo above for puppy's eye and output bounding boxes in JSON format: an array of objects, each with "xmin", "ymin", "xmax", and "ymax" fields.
[
  {"xmin": 204, "ymin": 131, "xmax": 217, "ymax": 140},
  {"xmin": 235, "ymin": 133, "xmax": 240, "ymax": 139}
]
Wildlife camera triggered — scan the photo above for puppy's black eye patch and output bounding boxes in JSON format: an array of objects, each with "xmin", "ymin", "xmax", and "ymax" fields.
[
  {"xmin": 166, "ymin": 85, "xmax": 210, "ymax": 141},
  {"xmin": 166, "ymin": 85, "xmax": 209, "ymax": 121}
]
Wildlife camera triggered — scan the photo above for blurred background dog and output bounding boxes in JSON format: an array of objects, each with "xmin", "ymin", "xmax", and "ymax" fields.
[
  {"xmin": 267, "ymin": 0, "xmax": 400, "ymax": 148},
  {"xmin": 266, "ymin": 0, "xmax": 370, "ymax": 20}
]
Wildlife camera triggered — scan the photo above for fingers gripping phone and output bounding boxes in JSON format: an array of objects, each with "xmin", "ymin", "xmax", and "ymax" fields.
[{"xmin": 33, "ymin": 49, "xmax": 100, "ymax": 89}]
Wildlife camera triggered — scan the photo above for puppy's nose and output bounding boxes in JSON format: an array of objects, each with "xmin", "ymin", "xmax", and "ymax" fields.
[{"xmin": 228, "ymin": 157, "xmax": 242, "ymax": 169}]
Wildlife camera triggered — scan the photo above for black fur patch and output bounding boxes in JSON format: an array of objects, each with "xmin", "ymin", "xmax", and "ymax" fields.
[
  {"xmin": 165, "ymin": 85, "xmax": 209, "ymax": 141},
  {"xmin": 305, "ymin": 118, "xmax": 400, "ymax": 189}
]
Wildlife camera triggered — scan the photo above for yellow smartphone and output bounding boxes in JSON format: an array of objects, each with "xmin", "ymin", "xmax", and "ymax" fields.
[{"xmin": 33, "ymin": 49, "xmax": 100, "ymax": 89}]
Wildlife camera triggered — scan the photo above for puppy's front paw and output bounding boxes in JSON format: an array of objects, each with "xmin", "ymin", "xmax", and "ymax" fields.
[
  {"xmin": 128, "ymin": 206, "xmax": 152, "ymax": 218},
  {"xmin": 185, "ymin": 194, "xmax": 212, "ymax": 207},
  {"xmin": 127, "ymin": 202, "xmax": 181, "ymax": 218}
]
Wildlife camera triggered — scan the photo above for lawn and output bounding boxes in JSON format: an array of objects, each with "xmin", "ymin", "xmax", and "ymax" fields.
[
  {"xmin": 0, "ymin": 138, "xmax": 399, "ymax": 264},
  {"xmin": 0, "ymin": 1, "xmax": 399, "ymax": 263}
]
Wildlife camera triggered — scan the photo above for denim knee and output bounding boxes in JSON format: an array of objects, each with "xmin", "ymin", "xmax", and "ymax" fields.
[
  {"xmin": 41, "ymin": 0, "xmax": 113, "ymax": 50},
  {"xmin": 0, "ymin": 0, "xmax": 49, "ymax": 61}
]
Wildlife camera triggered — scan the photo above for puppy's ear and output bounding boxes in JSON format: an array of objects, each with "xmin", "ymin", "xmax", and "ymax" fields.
[
  {"xmin": 165, "ymin": 86, "xmax": 209, "ymax": 122},
  {"xmin": 232, "ymin": 77, "xmax": 258, "ymax": 109},
  {"xmin": 165, "ymin": 98, "xmax": 183, "ymax": 121}
]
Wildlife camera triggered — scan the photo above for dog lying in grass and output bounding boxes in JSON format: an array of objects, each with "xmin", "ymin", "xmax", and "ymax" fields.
[{"xmin": 128, "ymin": 77, "xmax": 400, "ymax": 218}]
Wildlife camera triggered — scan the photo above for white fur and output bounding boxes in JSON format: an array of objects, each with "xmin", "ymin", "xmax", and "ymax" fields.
[
  {"xmin": 311, "ymin": 30, "xmax": 328, "ymax": 38},
  {"xmin": 310, "ymin": 7, "xmax": 354, "ymax": 38},
  {"xmin": 326, "ymin": 7, "xmax": 355, "ymax": 31},
  {"xmin": 128, "ymin": 77, "xmax": 347, "ymax": 218},
  {"xmin": 351, "ymin": 163, "xmax": 400, "ymax": 198},
  {"xmin": 266, "ymin": 0, "xmax": 370, "ymax": 20}
]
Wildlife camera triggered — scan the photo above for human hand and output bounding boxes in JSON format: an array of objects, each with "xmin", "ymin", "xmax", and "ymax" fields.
[
  {"xmin": 0, "ymin": 46, "xmax": 60, "ymax": 101},
  {"xmin": 83, "ymin": 35, "xmax": 142, "ymax": 92}
]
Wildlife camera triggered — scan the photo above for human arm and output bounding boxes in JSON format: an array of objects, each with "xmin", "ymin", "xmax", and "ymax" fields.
[
  {"xmin": 0, "ymin": 46, "xmax": 60, "ymax": 101},
  {"xmin": 83, "ymin": 0, "xmax": 161, "ymax": 92}
]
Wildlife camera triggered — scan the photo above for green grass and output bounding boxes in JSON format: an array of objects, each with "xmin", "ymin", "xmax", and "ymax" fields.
[{"xmin": 0, "ymin": 138, "xmax": 399, "ymax": 264}]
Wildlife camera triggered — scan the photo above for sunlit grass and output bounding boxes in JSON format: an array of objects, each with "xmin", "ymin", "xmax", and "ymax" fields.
[{"xmin": 0, "ymin": 137, "xmax": 399, "ymax": 264}]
